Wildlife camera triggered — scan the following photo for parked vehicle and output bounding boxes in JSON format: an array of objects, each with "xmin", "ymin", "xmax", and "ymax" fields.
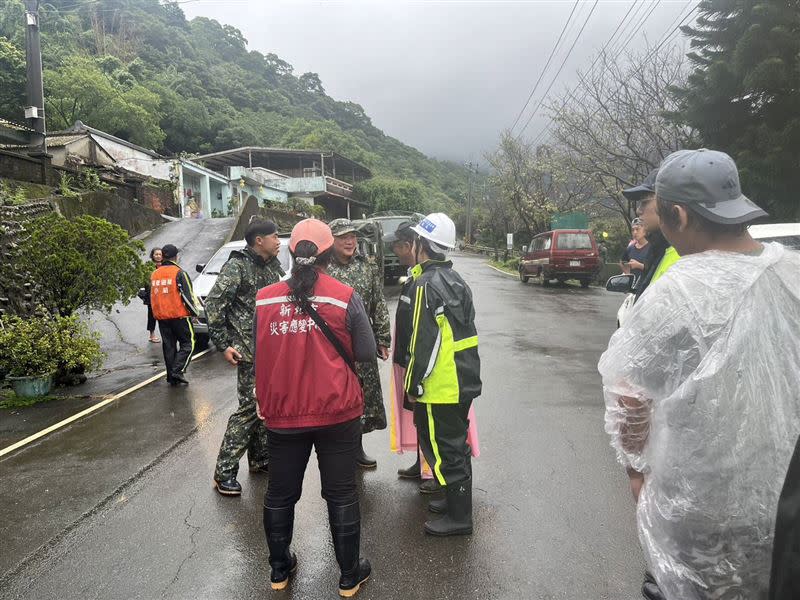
[
  {"xmin": 610, "ymin": 222, "xmax": 800, "ymax": 328},
  {"xmin": 748, "ymin": 223, "xmax": 800, "ymax": 250},
  {"xmin": 519, "ymin": 229, "xmax": 600, "ymax": 288},
  {"xmin": 191, "ymin": 237, "xmax": 293, "ymax": 349},
  {"xmin": 367, "ymin": 211, "xmax": 424, "ymax": 282}
]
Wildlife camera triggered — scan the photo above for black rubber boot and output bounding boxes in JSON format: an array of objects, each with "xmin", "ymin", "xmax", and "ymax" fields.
[
  {"xmin": 397, "ymin": 456, "xmax": 421, "ymax": 479},
  {"xmin": 428, "ymin": 497, "xmax": 446, "ymax": 514},
  {"xmin": 642, "ymin": 572, "xmax": 667, "ymax": 600},
  {"xmin": 356, "ymin": 435, "xmax": 377, "ymax": 469},
  {"xmin": 424, "ymin": 478, "xmax": 473, "ymax": 536},
  {"xmin": 263, "ymin": 505, "xmax": 298, "ymax": 590},
  {"xmin": 328, "ymin": 502, "xmax": 371, "ymax": 597}
]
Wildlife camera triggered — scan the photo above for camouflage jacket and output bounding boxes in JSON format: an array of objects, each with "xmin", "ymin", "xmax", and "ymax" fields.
[
  {"xmin": 327, "ymin": 253, "xmax": 391, "ymax": 348},
  {"xmin": 205, "ymin": 246, "xmax": 284, "ymax": 362}
]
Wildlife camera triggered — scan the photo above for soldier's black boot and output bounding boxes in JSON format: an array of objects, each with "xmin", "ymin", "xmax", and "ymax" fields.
[
  {"xmin": 356, "ymin": 435, "xmax": 377, "ymax": 469},
  {"xmin": 397, "ymin": 456, "xmax": 421, "ymax": 479},
  {"xmin": 424, "ymin": 478, "xmax": 473, "ymax": 536},
  {"xmin": 328, "ymin": 501, "xmax": 371, "ymax": 597},
  {"xmin": 263, "ymin": 505, "xmax": 298, "ymax": 590}
]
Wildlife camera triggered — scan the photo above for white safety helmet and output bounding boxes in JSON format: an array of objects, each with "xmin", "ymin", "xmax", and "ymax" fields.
[{"xmin": 411, "ymin": 212, "xmax": 457, "ymax": 253}]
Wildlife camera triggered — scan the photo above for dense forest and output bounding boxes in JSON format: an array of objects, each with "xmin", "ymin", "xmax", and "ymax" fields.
[{"xmin": 0, "ymin": 0, "xmax": 467, "ymax": 208}]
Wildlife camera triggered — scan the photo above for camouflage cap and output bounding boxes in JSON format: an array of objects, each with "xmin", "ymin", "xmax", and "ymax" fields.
[{"xmin": 329, "ymin": 218, "xmax": 358, "ymax": 236}]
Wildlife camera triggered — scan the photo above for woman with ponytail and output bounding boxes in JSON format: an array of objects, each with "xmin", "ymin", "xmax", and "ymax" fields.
[{"xmin": 253, "ymin": 219, "xmax": 375, "ymax": 597}]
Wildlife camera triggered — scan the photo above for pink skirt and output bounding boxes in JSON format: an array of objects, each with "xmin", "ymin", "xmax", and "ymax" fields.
[{"xmin": 389, "ymin": 363, "xmax": 480, "ymax": 480}]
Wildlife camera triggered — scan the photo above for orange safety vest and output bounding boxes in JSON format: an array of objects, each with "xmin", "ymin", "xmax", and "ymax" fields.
[{"xmin": 150, "ymin": 264, "xmax": 191, "ymax": 320}]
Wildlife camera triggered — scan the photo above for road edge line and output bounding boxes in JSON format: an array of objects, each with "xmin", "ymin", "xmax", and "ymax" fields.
[
  {"xmin": 0, "ymin": 349, "xmax": 212, "ymax": 459},
  {"xmin": 486, "ymin": 263, "xmax": 518, "ymax": 279}
]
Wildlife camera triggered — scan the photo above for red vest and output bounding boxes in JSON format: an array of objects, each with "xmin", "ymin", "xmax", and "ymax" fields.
[
  {"xmin": 254, "ymin": 273, "xmax": 363, "ymax": 429},
  {"xmin": 150, "ymin": 264, "xmax": 190, "ymax": 320}
]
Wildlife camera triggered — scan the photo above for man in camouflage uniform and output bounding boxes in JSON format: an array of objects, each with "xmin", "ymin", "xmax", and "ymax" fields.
[
  {"xmin": 206, "ymin": 220, "xmax": 285, "ymax": 496},
  {"xmin": 327, "ymin": 218, "xmax": 391, "ymax": 468}
]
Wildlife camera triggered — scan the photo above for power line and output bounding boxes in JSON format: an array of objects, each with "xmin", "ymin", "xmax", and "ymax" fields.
[
  {"xmin": 603, "ymin": 0, "xmax": 649, "ymax": 58},
  {"xmin": 508, "ymin": 0, "xmax": 581, "ymax": 134},
  {"xmin": 607, "ymin": 0, "xmax": 663, "ymax": 63},
  {"xmin": 527, "ymin": 1, "xmax": 698, "ymax": 147},
  {"xmin": 516, "ymin": 0, "xmax": 600, "ymax": 138}
]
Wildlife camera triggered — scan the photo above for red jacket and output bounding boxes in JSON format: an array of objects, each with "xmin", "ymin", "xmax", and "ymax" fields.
[{"xmin": 254, "ymin": 273, "xmax": 363, "ymax": 429}]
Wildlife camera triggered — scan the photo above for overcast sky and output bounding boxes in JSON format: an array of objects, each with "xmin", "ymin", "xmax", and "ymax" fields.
[{"xmin": 183, "ymin": 0, "xmax": 694, "ymax": 163}]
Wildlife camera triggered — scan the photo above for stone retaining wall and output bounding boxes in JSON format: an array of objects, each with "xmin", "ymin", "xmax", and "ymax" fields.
[{"xmin": 0, "ymin": 200, "xmax": 54, "ymax": 316}]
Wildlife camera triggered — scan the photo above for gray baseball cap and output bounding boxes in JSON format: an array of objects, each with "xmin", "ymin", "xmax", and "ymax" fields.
[
  {"xmin": 622, "ymin": 169, "xmax": 658, "ymax": 202},
  {"xmin": 656, "ymin": 149, "xmax": 767, "ymax": 224}
]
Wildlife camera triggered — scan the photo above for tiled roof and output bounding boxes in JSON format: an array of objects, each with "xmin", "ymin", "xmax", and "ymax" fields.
[
  {"xmin": 0, "ymin": 117, "xmax": 35, "ymax": 133},
  {"xmin": 45, "ymin": 134, "xmax": 87, "ymax": 147}
]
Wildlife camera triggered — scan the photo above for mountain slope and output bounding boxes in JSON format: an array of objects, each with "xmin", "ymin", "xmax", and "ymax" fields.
[{"xmin": 0, "ymin": 0, "xmax": 467, "ymax": 203}]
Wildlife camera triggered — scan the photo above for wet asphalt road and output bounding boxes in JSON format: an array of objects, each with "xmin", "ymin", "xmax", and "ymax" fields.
[
  {"xmin": 0, "ymin": 216, "xmax": 233, "ymax": 449},
  {"xmin": 0, "ymin": 254, "xmax": 643, "ymax": 599}
]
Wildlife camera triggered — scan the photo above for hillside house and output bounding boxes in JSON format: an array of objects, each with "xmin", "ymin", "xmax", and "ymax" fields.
[{"xmin": 194, "ymin": 147, "xmax": 372, "ymax": 219}]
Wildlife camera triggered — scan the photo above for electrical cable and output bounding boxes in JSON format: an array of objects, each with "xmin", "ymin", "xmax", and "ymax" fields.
[
  {"xmin": 516, "ymin": 0, "xmax": 600, "ymax": 138},
  {"xmin": 508, "ymin": 0, "xmax": 581, "ymax": 134}
]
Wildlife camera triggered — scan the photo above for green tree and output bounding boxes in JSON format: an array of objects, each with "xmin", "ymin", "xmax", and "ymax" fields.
[
  {"xmin": 18, "ymin": 213, "xmax": 149, "ymax": 317},
  {"xmin": 674, "ymin": 0, "xmax": 800, "ymax": 220},
  {"xmin": 0, "ymin": 36, "xmax": 25, "ymax": 123},
  {"xmin": 45, "ymin": 55, "xmax": 165, "ymax": 148},
  {"xmin": 353, "ymin": 177, "xmax": 427, "ymax": 213}
]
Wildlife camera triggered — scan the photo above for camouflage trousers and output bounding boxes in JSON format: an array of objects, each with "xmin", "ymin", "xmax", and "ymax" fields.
[
  {"xmin": 214, "ymin": 363, "xmax": 270, "ymax": 481},
  {"xmin": 358, "ymin": 359, "xmax": 387, "ymax": 434}
]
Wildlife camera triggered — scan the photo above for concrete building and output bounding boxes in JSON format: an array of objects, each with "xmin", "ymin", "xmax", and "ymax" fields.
[{"xmin": 195, "ymin": 147, "xmax": 372, "ymax": 219}]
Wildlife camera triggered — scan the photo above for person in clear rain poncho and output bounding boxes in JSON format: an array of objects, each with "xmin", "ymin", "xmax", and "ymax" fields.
[{"xmin": 599, "ymin": 149, "xmax": 800, "ymax": 600}]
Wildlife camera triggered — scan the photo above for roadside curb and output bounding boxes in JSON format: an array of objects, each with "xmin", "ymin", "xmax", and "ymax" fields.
[
  {"xmin": 0, "ymin": 349, "xmax": 212, "ymax": 459},
  {"xmin": 486, "ymin": 263, "xmax": 518, "ymax": 279}
]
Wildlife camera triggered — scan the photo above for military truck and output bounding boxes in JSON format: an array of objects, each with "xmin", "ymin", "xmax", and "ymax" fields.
[{"xmin": 366, "ymin": 211, "xmax": 424, "ymax": 283}]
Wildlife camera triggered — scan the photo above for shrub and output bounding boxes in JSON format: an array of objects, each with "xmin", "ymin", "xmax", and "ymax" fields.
[
  {"xmin": 0, "ymin": 180, "xmax": 27, "ymax": 206},
  {"xmin": 51, "ymin": 314, "xmax": 104, "ymax": 375},
  {"xmin": 17, "ymin": 213, "xmax": 149, "ymax": 317},
  {"xmin": 0, "ymin": 314, "xmax": 102, "ymax": 378},
  {"xmin": 58, "ymin": 172, "xmax": 82, "ymax": 200},
  {"xmin": 0, "ymin": 315, "xmax": 60, "ymax": 377}
]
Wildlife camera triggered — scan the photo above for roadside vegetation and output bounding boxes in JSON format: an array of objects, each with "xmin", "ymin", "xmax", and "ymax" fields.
[
  {"xmin": 0, "ymin": 0, "xmax": 468, "ymax": 214},
  {"xmin": 479, "ymin": 1, "xmax": 799, "ymax": 253}
]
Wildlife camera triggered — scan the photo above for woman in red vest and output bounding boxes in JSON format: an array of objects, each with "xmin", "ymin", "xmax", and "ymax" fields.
[{"xmin": 254, "ymin": 219, "xmax": 375, "ymax": 597}]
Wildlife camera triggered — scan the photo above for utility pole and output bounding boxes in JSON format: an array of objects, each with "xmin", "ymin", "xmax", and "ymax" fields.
[
  {"xmin": 465, "ymin": 162, "xmax": 477, "ymax": 244},
  {"xmin": 23, "ymin": 0, "xmax": 47, "ymax": 153}
]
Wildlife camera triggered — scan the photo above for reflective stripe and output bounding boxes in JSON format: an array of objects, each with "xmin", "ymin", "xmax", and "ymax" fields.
[
  {"xmin": 423, "ymin": 329, "xmax": 441, "ymax": 379},
  {"xmin": 453, "ymin": 336, "xmax": 478, "ymax": 352},
  {"xmin": 405, "ymin": 285, "xmax": 425, "ymax": 390},
  {"xmin": 181, "ymin": 318, "xmax": 195, "ymax": 372},
  {"xmin": 427, "ymin": 403, "xmax": 446, "ymax": 485},
  {"xmin": 256, "ymin": 296, "xmax": 291, "ymax": 306},
  {"xmin": 311, "ymin": 296, "xmax": 349, "ymax": 310},
  {"xmin": 399, "ymin": 295, "xmax": 411, "ymax": 304},
  {"xmin": 256, "ymin": 295, "xmax": 349, "ymax": 310}
]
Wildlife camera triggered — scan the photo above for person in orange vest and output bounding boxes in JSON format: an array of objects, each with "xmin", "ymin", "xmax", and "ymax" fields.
[{"xmin": 150, "ymin": 244, "xmax": 199, "ymax": 385}]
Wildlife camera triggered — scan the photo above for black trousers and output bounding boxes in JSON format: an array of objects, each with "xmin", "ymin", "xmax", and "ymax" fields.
[
  {"xmin": 158, "ymin": 317, "xmax": 194, "ymax": 378},
  {"xmin": 770, "ymin": 434, "xmax": 800, "ymax": 599},
  {"xmin": 265, "ymin": 418, "xmax": 360, "ymax": 508},
  {"xmin": 414, "ymin": 399, "xmax": 473, "ymax": 487},
  {"xmin": 146, "ymin": 305, "xmax": 157, "ymax": 333}
]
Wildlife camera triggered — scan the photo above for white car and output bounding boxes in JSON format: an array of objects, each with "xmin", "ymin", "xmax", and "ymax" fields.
[
  {"xmin": 192, "ymin": 237, "xmax": 293, "ymax": 347},
  {"xmin": 614, "ymin": 222, "xmax": 800, "ymax": 327}
]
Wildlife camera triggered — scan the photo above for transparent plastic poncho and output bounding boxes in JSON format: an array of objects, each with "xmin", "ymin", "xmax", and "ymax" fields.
[{"xmin": 599, "ymin": 242, "xmax": 800, "ymax": 599}]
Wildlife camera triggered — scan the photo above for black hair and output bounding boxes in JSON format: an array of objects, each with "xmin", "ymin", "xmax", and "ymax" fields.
[
  {"xmin": 245, "ymin": 219, "xmax": 277, "ymax": 246},
  {"xmin": 418, "ymin": 237, "xmax": 446, "ymax": 261},
  {"xmin": 657, "ymin": 197, "xmax": 748, "ymax": 236},
  {"xmin": 287, "ymin": 241, "xmax": 332, "ymax": 313},
  {"xmin": 149, "ymin": 247, "xmax": 162, "ymax": 261}
]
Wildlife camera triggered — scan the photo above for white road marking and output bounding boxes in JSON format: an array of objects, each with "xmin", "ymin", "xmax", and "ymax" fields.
[{"xmin": 0, "ymin": 349, "xmax": 212, "ymax": 458}]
